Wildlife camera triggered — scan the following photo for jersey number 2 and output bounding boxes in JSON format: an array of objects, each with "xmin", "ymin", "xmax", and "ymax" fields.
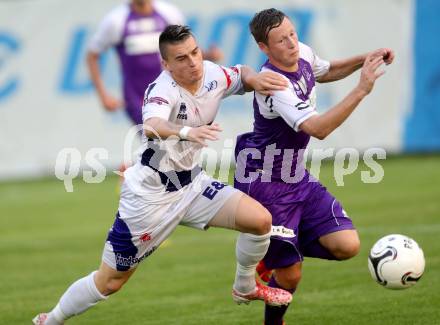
[{"xmin": 265, "ymin": 95, "xmax": 274, "ymax": 112}]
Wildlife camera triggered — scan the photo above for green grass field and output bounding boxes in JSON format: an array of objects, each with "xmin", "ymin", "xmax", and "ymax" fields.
[{"xmin": 1, "ymin": 155, "xmax": 439, "ymax": 324}]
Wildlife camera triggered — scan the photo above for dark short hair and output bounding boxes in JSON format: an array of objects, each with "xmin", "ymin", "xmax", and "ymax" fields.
[
  {"xmin": 159, "ymin": 25, "xmax": 193, "ymax": 59},
  {"xmin": 249, "ymin": 8, "xmax": 287, "ymax": 44}
]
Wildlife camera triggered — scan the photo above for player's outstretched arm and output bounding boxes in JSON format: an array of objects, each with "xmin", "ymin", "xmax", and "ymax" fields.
[
  {"xmin": 240, "ymin": 66, "xmax": 288, "ymax": 95},
  {"xmin": 144, "ymin": 117, "xmax": 222, "ymax": 147},
  {"xmin": 317, "ymin": 48, "xmax": 394, "ymax": 83},
  {"xmin": 87, "ymin": 51, "xmax": 123, "ymax": 111},
  {"xmin": 300, "ymin": 53, "xmax": 386, "ymax": 140},
  {"xmin": 202, "ymin": 45, "xmax": 224, "ymax": 62}
]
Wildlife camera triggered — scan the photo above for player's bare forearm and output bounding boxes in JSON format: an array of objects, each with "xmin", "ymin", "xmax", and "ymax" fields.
[
  {"xmin": 87, "ymin": 51, "xmax": 122, "ymax": 111},
  {"xmin": 301, "ymin": 53, "xmax": 385, "ymax": 140},
  {"xmin": 317, "ymin": 54, "xmax": 366, "ymax": 83},
  {"xmin": 241, "ymin": 65, "xmax": 288, "ymax": 95},
  {"xmin": 86, "ymin": 51, "xmax": 106, "ymax": 98},
  {"xmin": 240, "ymin": 65, "xmax": 259, "ymax": 92},
  {"xmin": 144, "ymin": 118, "xmax": 222, "ymax": 146},
  {"xmin": 202, "ymin": 45, "xmax": 223, "ymax": 63},
  {"xmin": 144, "ymin": 117, "xmax": 181, "ymax": 139},
  {"xmin": 301, "ymin": 88, "xmax": 366, "ymax": 139},
  {"xmin": 318, "ymin": 48, "xmax": 394, "ymax": 83}
]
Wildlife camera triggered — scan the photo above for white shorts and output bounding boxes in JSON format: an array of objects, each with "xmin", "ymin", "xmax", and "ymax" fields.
[{"xmin": 102, "ymin": 171, "xmax": 239, "ymax": 271}]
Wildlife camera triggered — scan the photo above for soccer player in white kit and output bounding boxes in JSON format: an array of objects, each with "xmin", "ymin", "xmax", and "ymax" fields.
[{"xmin": 32, "ymin": 25, "xmax": 292, "ymax": 324}]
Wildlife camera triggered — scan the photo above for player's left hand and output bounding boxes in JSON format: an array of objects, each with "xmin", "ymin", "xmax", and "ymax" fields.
[
  {"xmin": 369, "ymin": 48, "xmax": 395, "ymax": 65},
  {"xmin": 252, "ymin": 71, "xmax": 289, "ymax": 96},
  {"xmin": 187, "ymin": 123, "xmax": 222, "ymax": 147}
]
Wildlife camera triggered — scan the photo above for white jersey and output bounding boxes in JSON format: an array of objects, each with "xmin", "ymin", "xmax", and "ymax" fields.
[
  {"xmin": 255, "ymin": 42, "xmax": 330, "ymax": 131},
  {"xmin": 124, "ymin": 60, "xmax": 244, "ymax": 197}
]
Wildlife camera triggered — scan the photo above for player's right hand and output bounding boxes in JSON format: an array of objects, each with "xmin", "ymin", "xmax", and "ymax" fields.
[
  {"xmin": 187, "ymin": 123, "xmax": 222, "ymax": 147},
  {"xmin": 101, "ymin": 94, "xmax": 123, "ymax": 112},
  {"xmin": 368, "ymin": 48, "xmax": 395, "ymax": 65},
  {"xmin": 357, "ymin": 54, "xmax": 386, "ymax": 96}
]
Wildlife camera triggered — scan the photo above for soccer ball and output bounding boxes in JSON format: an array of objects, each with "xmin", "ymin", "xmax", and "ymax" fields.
[{"xmin": 368, "ymin": 234, "xmax": 425, "ymax": 289}]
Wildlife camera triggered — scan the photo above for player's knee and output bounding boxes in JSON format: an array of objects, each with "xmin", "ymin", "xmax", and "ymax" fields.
[
  {"xmin": 277, "ymin": 268, "xmax": 302, "ymax": 290},
  {"xmin": 253, "ymin": 206, "xmax": 272, "ymax": 235},
  {"xmin": 104, "ymin": 277, "xmax": 128, "ymax": 295},
  {"xmin": 333, "ymin": 237, "xmax": 361, "ymax": 260}
]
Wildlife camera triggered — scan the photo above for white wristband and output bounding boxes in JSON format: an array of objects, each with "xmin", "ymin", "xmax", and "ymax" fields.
[{"xmin": 179, "ymin": 126, "xmax": 192, "ymax": 140}]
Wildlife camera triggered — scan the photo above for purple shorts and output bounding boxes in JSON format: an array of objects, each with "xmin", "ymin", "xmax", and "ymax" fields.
[{"xmin": 235, "ymin": 175, "xmax": 355, "ymax": 269}]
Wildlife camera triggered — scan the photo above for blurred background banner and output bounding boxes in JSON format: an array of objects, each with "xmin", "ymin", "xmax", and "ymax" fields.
[{"xmin": 0, "ymin": 0, "xmax": 439, "ymax": 180}]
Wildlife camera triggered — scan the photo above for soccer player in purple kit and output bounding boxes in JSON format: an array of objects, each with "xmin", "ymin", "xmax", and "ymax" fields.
[
  {"xmin": 87, "ymin": 0, "xmax": 222, "ymax": 125},
  {"xmin": 234, "ymin": 8, "xmax": 395, "ymax": 325}
]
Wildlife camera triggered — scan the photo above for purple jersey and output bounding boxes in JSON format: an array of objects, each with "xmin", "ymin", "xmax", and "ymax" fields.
[
  {"xmin": 89, "ymin": 1, "xmax": 185, "ymax": 124},
  {"xmin": 234, "ymin": 43, "xmax": 355, "ymax": 267},
  {"xmin": 235, "ymin": 42, "xmax": 330, "ymax": 185},
  {"xmin": 235, "ymin": 58, "xmax": 315, "ymax": 186}
]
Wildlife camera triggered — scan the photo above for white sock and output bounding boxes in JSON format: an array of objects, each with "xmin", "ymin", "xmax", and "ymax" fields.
[
  {"xmin": 233, "ymin": 232, "xmax": 271, "ymax": 294},
  {"xmin": 45, "ymin": 271, "xmax": 107, "ymax": 324}
]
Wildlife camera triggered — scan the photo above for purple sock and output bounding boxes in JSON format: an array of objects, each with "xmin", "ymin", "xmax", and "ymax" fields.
[
  {"xmin": 302, "ymin": 240, "xmax": 337, "ymax": 260},
  {"xmin": 264, "ymin": 277, "xmax": 295, "ymax": 325}
]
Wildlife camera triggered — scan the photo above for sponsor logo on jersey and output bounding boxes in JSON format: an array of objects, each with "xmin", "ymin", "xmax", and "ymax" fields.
[
  {"xmin": 177, "ymin": 102, "xmax": 188, "ymax": 120},
  {"xmin": 127, "ymin": 18, "xmax": 156, "ymax": 33},
  {"xmin": 302, "ymin": 66, "xmax": 312, "ymax": 81},
  {"xmin": 205, "ymin": 80, "xmax": 218, "ymax": 92},
  {"xmin": 271, "ymin": 225, "xmax": 296, "ymax": 238},
  {"xmin": 115, "ymin": 246, "xmax": 157, "ymax": 267}
]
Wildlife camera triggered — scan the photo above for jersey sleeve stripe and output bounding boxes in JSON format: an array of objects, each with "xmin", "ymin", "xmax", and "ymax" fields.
[
  {"xmin": 221, "ymin": 67, "xmax": 232, "ymax": 89},
  {"xmin": 293, "ymin": 111, "xmax": 318, "ymax": 132},
  {"xmin": 296, "ymin": 103, "xmax": 310, "ymax": 110}
]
